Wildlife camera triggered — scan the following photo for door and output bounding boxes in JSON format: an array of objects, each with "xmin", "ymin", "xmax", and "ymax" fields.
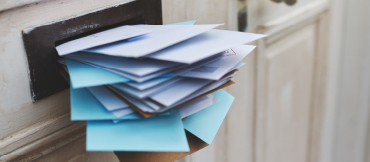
[
  {"xmin": 250, "ymin": 1, "xmax": 330, "ymax": 162},
  {"xmin": 0, "ymin": 0, "xmax": 331, "ymax": 161},
  {"xmin": 165, "ymin": 0, "xmax": 331, "ymax": 162}
]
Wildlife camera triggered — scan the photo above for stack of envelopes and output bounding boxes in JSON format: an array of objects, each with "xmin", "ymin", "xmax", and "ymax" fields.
[{"xmin": 56, "ymin": 21, "xmax": 265, "ymax": 154}]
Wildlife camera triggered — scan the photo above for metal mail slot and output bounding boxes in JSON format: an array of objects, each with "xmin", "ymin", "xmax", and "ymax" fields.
[{"xmin": 22, "ymin": 0, "xmax": 162, "ymax": 101}]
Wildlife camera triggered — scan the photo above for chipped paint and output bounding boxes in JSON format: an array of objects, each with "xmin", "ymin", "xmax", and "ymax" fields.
[
  {"xmin": 60, "ymin": 24, "xmax": 100, "ymax": 37},
  {"xmin": 24, "ymin": 51, "xmax": 36, "ymax": 102}
]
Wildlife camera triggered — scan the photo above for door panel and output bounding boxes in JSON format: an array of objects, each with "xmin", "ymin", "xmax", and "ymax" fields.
[
  {"xmin": 264, "ymin": 24, "xmax": 315, "ymax": 162},
  {"xmin": 257, "ymin": 0, "xmax": 327, "ymax": 24}
]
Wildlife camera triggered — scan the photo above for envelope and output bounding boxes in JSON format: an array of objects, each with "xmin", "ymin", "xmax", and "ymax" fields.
[
  {"xmin": 65, "ymin": 52, "xmax": 181, "ymax": 77},
  {"xmin": 111, "ymin": 77, "xmax": 183, "ymax": 98},
  {"xmin": 63, "ymin": 21, "xmax": 197, "ymax": 88},
  {"xmin": 87, "ymin": 86, "xmax": 130, "ymax": 111},
  {"xmin": 114, "ymin": 130, "xmax": 208, "ymax": 162},
  {"xmin": 65, "ymin": 59, "xmax": 130, "ymax": 88},
  {"xmin": 183, "ymin": 90, "xmax": 235, "ymax": 144},
  {"xmin": 179, "ymin": 94, "xmax": 220, "ymax": 118},
  {"xmin": 67, "ymin": 57, "xmax": 177, "ymax": 83},
  {"xmin": 147, "ymin": 29, "xmax": 266, "ymax": 64},
  {"xmin": 57, "ymin": 25, "xmax": 150, "ymax": 56},
  {"xmin": 70, "ymin": 86, "xmax": 169, "ymax": 121},
  {"xmin": 124, "ymin": 76, "xmax": 175, "ymax": 90},
  {"xmin": 113, "ymin": 89, "xmax": 234, "ymax": 162},
  {"xmin": 86, "ymin": 24, "xmax": 221, "ymax": 57},
  {"xmin": 169, "ymin": 20, "xmax": 196, "ymax": 25},
  {"xmin": 86, "ymin": 109, "xmax": 189, "ymax": 152},
  {"xmin": 150, "ymin": 78, "xmax": 213, "ymax": 107},
  {"xmin": 178, "ymin": 45, "xmax": 255, "ymax": 80}
]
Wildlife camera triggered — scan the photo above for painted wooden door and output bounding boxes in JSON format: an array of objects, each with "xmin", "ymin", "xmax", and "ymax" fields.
[
  {"xmin": 249, "ymin": 1, "xmax": 330, "ymax": 162},
  {"xmin": 167, "ymin": 0, "xmax": 331, "ymax": 161}
]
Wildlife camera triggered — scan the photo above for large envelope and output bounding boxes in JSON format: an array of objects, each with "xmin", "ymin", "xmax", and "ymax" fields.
[
  {"xmin": 57, "ymin": 25, "xmax": 150, "ymax": 56},
  {"xmin": 86, "ymin": 109, "xmax": 189, "ymax": 152},
  {"xmin": 65, "ymin": 59, "xmax": 130, "ymax": 88},
  {"xmin": 114, "ymin": 130, "xmax": 208, "ymax": 162},
  {"xmin": 147, "ymin": 30, "xmax": 265, "ymax": 64},
  {"xmin": 113, "ymin": 89, "xmax": 235, "ymax": 162},
  {"xmin": 86, "ymin": 24, "xmax": 221, "ymax": 57}
]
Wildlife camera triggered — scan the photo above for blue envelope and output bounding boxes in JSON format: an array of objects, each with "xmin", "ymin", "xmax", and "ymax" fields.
[
  {"xmin": 86, "ymin": 109, "xmax": 189, "ymax": 152},
  {"xmin": 70, "ymin": 86, "xmax": 169, "ymax": 121},
  {"xmin": 65, "ymin": 59, "xmax": 130, "ymax": 89},
  {"xmin": 169, "ymin": 20, "xmax": 196, "ymax": 25},
  {"xmin": 71, "ymin": 86, "xmax": 138, "ymax": 120},
  {"xmin": 183, "ymin": 90, "xmax": 234, "ymax": 144}
]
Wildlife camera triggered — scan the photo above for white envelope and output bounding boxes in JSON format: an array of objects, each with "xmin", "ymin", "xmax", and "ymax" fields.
[
  {"xmin": 178, "ymin": 45, "xmax": 255, "ymax": 80},
  {"xmin": 87, "ymin": 86, "xmax": 130, "ymax": 111},
  {"xmin": 137, "ymin": 75, "xmax": 234, "ymax": 113},
  {"xmin": 179, "ymin": 94, "xmax": 220, "ymax": 118},
  {"xmin": 157, "ymin": 76, "xmax": 233, "ymax": 112},
  {"xmin": 66, "ymin": 58, "xmax": 184, "ymax": 83},
  {"xmin": 147, "ymin": 29, "xmax": 266, "ymax": 64},
  {"xmin": 120, "ymin": 53, "xmax": 223, "ymax": 89},
  {"xmin": 110, "ymin": 76, "xmax": 232, "ymax": 113},
  {"xmin": 111, "ymin": 77, "xmax": 183, "ymax": 98},
  {"xmin": 111, "ymin": 108, "xmax": 135, "ymax": 118},
  {"xmin": 150, "ymin": 78, "xmax": 214, "ymax": 107},
  {"xmin": 57, "ymin": 25, "xmax": 150, "ymax": 56},
  {"xmin": 85, "ymin": 24, "xmax": 221, "ymax": 57},
  {"xmin": 124, "ymin": 76, "xmax": 175, "ymax": 90},
  {"xmin": 65, "ymin": 52, "xmax": 181, "ymax": 77},
  {"xmin": 109, "ymin": 86, "xmax": 157, "ymax": 112}
]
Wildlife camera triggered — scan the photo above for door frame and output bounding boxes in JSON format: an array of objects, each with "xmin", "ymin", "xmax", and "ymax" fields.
[{"xmin": 320, "ymin": 0, "xmax": 370, "ymax": 162}]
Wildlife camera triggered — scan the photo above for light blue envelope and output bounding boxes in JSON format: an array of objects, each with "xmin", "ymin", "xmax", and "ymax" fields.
[
  {"xmin": 65, "ymin": 59, "xmax": 130, "ymax": 89},
  {"xmin": 86, "ymin": 109, "xmax": 189, "ymax": 152},
  {"xmin": 71, "ymin": 86, "xmax": 138, "ymax": 120},
  {"xmin": 183, "ymin": 90, "xmax": 235, "ymax": 144},
  {"xmin": 169, "ymin": 20, "xmax": 196, "ymax": 25},
  {"xmin": 70, "ymin": 86, "xmax": 169, "ymax": 121}
]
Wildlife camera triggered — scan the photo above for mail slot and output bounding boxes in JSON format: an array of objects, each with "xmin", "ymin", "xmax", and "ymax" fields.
[{"xmin": 22, "ymin": 0, "xmax": 162, "ymax": 101}]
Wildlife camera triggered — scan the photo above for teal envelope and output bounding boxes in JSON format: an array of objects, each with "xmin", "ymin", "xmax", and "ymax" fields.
[
  {"xmin": 86, "ymin": 109, "xmax": 189, "ymax": 152},
  {"xmin": 169, "ymin": 20, "xmax": 196, "ymax": 25},
  {"xmin": 71, "ymin": 86, "xmax": 138, "ymax": 121},
  {"xmin": 183, "ymin": 90, "xmax": 235, "ymax": 144},
  {"xmin": 65, "ymin": 59, "xmax": 130, "ymax": 89},
  {"xmin": 70, "ymin": 86, "xmax": 168, "ymax": 121}
]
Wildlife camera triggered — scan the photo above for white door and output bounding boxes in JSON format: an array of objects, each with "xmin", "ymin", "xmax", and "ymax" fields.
[{"xmin": 165, "ymin": 0, "xmax": 331, "ymax": 162}]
